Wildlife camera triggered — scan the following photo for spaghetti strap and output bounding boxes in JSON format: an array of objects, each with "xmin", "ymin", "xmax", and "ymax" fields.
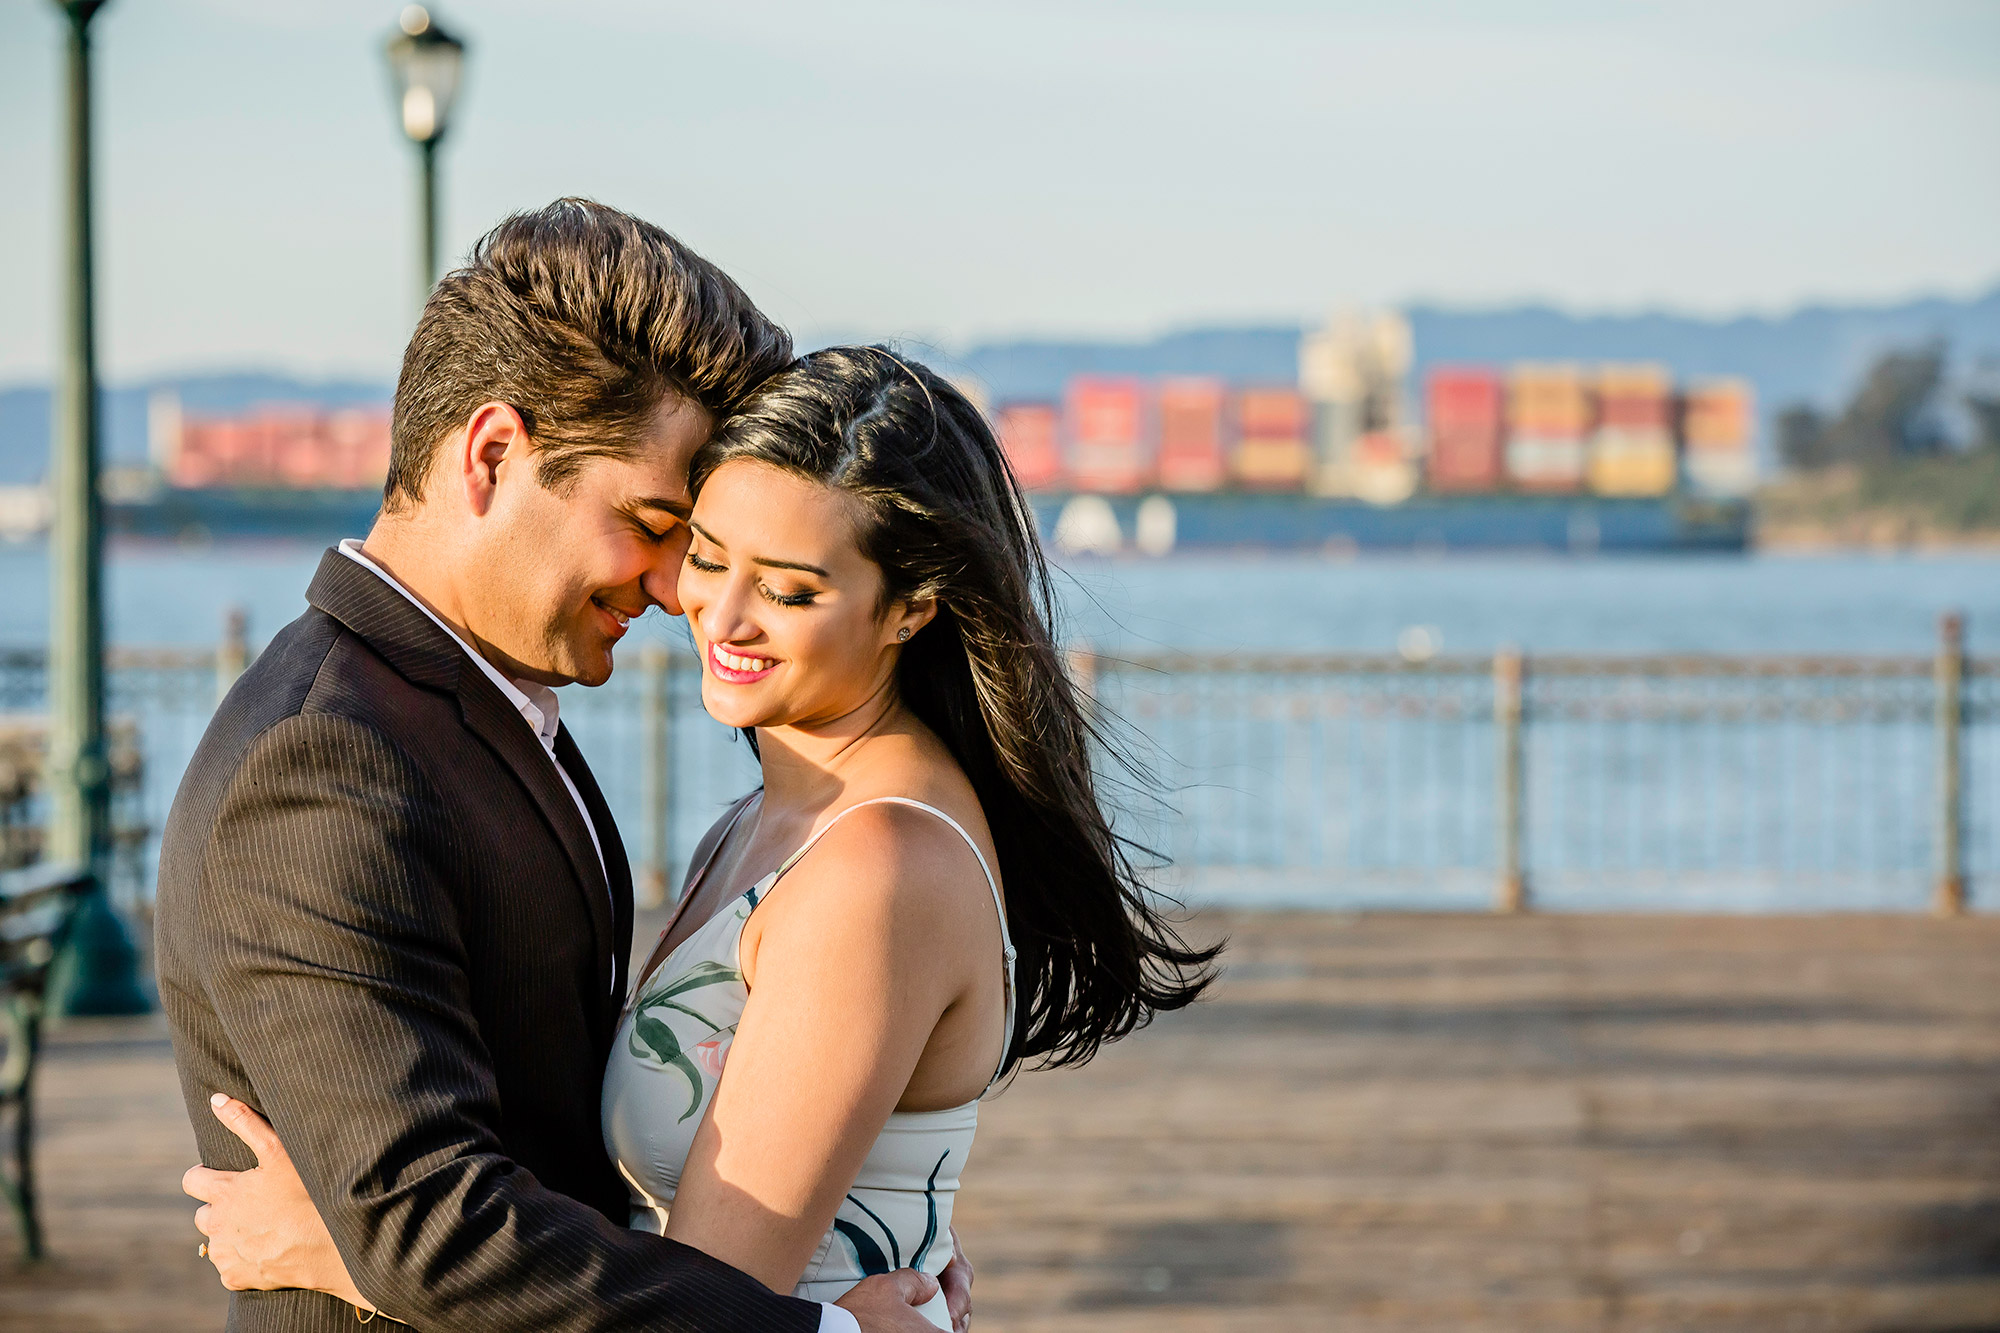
[{"xmin": 766, "ymin": 796, "xmax": 1018, "ymax": 1090}]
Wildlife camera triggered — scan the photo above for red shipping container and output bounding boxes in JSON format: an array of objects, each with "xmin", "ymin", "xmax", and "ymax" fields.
[
  {"xmin": 167, "ymin": 439, "xmax": 222, "ymax": 489},
  {"xmin": 1155, "ymin": 378, "xmax": 1227, "ymax": 492},
  {"xmin": 169, "ymin": 405, "xmax": 393, "ymax": 490},
  {"xmin": 1426, "ymin": 367, "xmax": 1504, "ymax": 492},
  {"xmin": 1234, "ymin": 386, "xmax": 1309, "ymax": 440},
  {"xmin": 995, "ymin": 403, "xmax": 1064, "ymax": 491},
  {"xmin": 1065, "ymin": 377, "xmax": 1150, "ymax": 493},
  {"xmin": 272, "ymin": 411, "xmax": 328, "ymax": 487},
  {"xmin": 340, "ymin": 410, "xmax": 393, "ymax": 489},
  {"xmin": 242, "ymin": 417, "xmax": 283, "ymax": 484},
  {"xmin": 1596, "ymin": 365, "xmax": 1673, "ymax": 430},
  {"xmin": 209, "ymin": 421, "xmax": 267, "ymax": 483}
]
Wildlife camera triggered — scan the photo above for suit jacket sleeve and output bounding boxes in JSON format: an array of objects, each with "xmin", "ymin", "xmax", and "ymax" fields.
[{"xmin": 194, "ymin": 712, "xmax": 820, "ymax": 1333}]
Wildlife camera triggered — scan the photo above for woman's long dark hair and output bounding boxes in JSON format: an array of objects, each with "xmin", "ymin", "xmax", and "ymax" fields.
[{"xmin": 690, "ymin": 345, "xmax": 1219, "ymax": 1072}]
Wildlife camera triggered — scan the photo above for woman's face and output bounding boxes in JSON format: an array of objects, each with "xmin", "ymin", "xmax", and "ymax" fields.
[{"xmin": 679, "ymin": 458, "xmax": 930, "ymax": 731}]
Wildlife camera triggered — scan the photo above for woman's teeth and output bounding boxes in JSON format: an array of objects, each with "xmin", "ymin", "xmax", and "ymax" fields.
[{"xmin": 714, "ymin": 646, "xmax": 775, "ymax": 672}]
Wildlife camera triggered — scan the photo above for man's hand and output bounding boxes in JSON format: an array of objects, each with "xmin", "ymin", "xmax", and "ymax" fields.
[
  {"xmin": 182, "ymin": 1094, "xmax": 373, "ymax": 1311},
  {"xmin": 940, "ymin": 1227, "xmax": 973, "ymax": 1333},
  {"xmin": 835, "ymin": 1270, "xmax": 944, "ymax": 1333}
]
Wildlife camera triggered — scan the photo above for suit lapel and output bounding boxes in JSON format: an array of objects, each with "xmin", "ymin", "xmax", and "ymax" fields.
[
  {"xmin": 306, "ymin": 549, "xmax": 460, "ymax": 693},
  {"xmin": 307, "ymin": 548, "xmax": 615, "ymax": 997},
  {"xmin": 554, "ymin": 726, "xmax": 633, "ymax": 1004},
  {"xmin": 456, "ymin": 679, "xmax": 616, "ymax": 999}
]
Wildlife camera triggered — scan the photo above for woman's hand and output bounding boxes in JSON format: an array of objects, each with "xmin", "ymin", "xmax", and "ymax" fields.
[{"xmin": 182, "ymin": 1094, "xmax": 378, "ymax": 1314}]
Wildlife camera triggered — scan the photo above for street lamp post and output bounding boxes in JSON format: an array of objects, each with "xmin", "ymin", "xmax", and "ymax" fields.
[
  {"xmin": 47, "ymin": 0, "xmax": 147, "ymax": 1016},
  {"xmin": 384, "ymin": 5, "xmax": 465, "ymax": 305}
]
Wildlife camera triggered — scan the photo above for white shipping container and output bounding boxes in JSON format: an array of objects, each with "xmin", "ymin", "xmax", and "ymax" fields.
[
  {"xmin": 1685, "ymin": 449, "xmax": 1758, "ymax": 498},
  {"xmin": 1506, "ymin": 433, "xmax": 1588, "ymax": 490}
]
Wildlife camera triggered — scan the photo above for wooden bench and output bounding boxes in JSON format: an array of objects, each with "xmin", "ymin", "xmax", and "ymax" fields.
[{"xmin": 0, "ymin": 862, "xmax": 92, "ymax": 1260}]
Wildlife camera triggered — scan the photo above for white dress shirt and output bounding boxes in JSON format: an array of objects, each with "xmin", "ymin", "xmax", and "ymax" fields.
[{"xmin": 336, "ymin": 542, "xmax": 864, "ymax": 1333}]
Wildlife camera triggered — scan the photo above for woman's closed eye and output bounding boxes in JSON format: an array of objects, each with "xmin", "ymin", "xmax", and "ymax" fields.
[
  {"xmin": 759, "ymin": 583, "xmax": 819, "ymax": 608},
  {"xmin": 687, "ymin": 550, "xmax": 819, "ymax": 607}
]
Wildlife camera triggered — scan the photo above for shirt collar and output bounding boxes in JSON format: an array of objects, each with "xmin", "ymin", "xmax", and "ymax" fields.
[{"xmin": 336, "ymin": 539, "xmax": 562, "ymax": 747}]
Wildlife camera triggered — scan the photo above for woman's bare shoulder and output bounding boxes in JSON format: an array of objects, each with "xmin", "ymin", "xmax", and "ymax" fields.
[{"xmin": 751, "ymin": 796, "xmax": 999, "ymax": 961}]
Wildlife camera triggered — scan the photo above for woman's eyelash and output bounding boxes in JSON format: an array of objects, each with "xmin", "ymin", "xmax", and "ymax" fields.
[{"xmin": 687, "ymin": 550, "xmax": 815, "ymax": 606}]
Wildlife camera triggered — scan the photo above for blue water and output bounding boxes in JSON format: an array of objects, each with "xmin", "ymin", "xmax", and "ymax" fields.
[
  {"xmin": 0, "ymin": 539, "xmax": 1994, "ymax": 656},
  {"xmin": 4, "ymin": 539, "xmax": 1993, "ymax": 913}
]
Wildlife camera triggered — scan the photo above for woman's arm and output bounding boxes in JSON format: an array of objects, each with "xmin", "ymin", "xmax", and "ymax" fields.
[
  {"xmin": 664, "ymin": 804, "xmax": 985, "ymax": 1291},
  {"xmin": 180, "ymin": 800, "xmax": 989, "ymax": 1323}
]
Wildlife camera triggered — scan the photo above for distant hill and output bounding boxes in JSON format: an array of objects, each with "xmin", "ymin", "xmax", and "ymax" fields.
[
  {"xmin": 946, "ymin": 289, "xmax": 2000, "ymax": 461},
  {"xmin": 4, "ymin": 289, "xmax": 1996, "ymax": 483}
]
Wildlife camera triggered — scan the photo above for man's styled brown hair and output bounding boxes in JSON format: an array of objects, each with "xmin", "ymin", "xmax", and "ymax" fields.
[{"xmin": 384, "ymin": 198, "xmax": 794, "ymax": 509}]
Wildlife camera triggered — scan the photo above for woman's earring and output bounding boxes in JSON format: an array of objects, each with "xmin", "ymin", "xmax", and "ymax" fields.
[{"xmin": 897, "ymin": 627, "xmax": 912, "ymax": 642}]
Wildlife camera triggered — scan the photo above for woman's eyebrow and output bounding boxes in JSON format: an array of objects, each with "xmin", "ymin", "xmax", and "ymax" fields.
[
  {"xmin": 688, "ymin": 521, "xmax": 830, "ymax": 577},
  {"xmin": 754, "ymin": 556, "xmax": 831, "ymax": 576}
]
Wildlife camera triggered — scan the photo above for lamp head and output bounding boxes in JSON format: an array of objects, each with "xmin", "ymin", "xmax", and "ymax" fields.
[{"xmin": 384, "ymin": 6, "xmax": 465, "ymax": 144}]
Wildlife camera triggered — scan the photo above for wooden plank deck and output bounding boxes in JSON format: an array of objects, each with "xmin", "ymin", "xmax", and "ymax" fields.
[{"xmin": 5, "ymin": 912, "xmax": 1999, "ymax": 1331}]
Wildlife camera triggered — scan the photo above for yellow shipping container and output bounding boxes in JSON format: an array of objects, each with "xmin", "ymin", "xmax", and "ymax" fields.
[
  {"xmin": 1508, "ymin": 364, "xmax": 1591, "ymax": 434},
  {"xmin": 1684, "ymin": 378, "xmax": 1756, "ymax": 452},
  {"xmin": 1588, "ymin": 428, "xmax": 1677, "ymax": 497},
  {"xmin": 1596, "ymin": 364, "xmax": 1672, "ymax": 397},
  {"xmin": 1233, "ymin": 437, "xmax": 1312, "ymax": 489}
]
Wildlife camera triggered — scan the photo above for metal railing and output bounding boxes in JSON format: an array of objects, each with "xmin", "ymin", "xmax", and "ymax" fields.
[
  {"xmin": 0, "ymin": 616, "xmax": 1987, "ymax": 914},
  {"xmin": 1074, "ymin": 616, "xmax": 1982, "ymax": 913}
]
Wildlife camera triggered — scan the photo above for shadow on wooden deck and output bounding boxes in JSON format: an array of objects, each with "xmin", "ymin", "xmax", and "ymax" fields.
[{"xmin": 4, "ymin": 912, "xmax": 1999, "ymax": 1331}]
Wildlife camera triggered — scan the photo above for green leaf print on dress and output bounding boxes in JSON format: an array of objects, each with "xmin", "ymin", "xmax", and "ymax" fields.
[
  {"xmin": 627, "ymin": 959, "xmax": 742, "ymax": 1122},
  {"xmin": 833, "ymin": 1194, "xmax": 900, "ymax": 1277}
]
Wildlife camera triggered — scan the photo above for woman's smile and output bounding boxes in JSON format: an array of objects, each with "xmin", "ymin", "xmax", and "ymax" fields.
[{"xmin": 707, "ymin": 640, "xmax": 780, "ymax": 684}]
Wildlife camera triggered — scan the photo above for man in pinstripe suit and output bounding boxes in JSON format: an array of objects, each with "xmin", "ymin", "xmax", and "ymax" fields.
[{"xmin": 157, "ymin": 200, "xmax": 961, "ymax": 1333}]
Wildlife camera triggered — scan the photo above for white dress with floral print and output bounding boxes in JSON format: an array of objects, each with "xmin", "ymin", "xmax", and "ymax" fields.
[{"xmin": 600, "ymin": 795, "xmax": 1016, "ymax": 1330}]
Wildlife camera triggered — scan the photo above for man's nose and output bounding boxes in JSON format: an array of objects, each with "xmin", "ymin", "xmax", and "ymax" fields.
[{"xmin": 642, "ymin": 529, "xmax": 691, "ymax": 617}]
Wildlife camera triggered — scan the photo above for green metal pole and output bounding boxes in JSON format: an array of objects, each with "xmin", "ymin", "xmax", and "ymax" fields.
[
  {"xmin": 48, "ymin": 1, "xmax": 106, "ymax": 878},
  {"xmin": 1493, "ymin": 646, "xmax": 1527, "ymax": 913},
  {"xmin": 1933, "ymin": 612, "xmax": 1966, "ymax": 917},
  {"xmin": 48, "ymin": 0, "xmax": 147, "ymax": 1016},
  {"xmin": 418, "ymin": 134, "xmax": 438, "ymax": 303}
]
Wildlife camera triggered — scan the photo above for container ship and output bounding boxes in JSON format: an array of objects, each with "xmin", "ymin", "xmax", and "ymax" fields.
[
  {"xmin": 993, "ymin": 312, "xmax": 1754, "ymax": 554},
  {"xmin": 104, "ymin": 312, "xmax": 1755, "ymax": 554}
]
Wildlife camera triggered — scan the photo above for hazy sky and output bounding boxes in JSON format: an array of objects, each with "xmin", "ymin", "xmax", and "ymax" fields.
[{"xmin": 3, "ymin": 0, "xmax": 1997, "ymax": 382}]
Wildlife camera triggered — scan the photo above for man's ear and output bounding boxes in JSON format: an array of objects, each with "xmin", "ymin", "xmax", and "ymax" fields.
[{"xmin": 456, "ymin": 403, "xmax": 534, "ymax": 517}]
